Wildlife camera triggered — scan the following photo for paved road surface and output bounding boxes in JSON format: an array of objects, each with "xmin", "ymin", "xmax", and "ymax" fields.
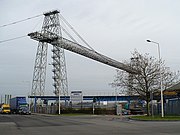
[{"xmin": 0, "ymin": 114, "xmax": 180, "ymax": 135}]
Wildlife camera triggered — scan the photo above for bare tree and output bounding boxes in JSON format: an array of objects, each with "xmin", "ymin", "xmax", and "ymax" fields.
[{"xmin": 111, "ymin": 50, "xmax": 180, "ymax": 116}]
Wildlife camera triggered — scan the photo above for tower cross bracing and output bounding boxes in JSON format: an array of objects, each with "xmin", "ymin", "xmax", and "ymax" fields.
[{"xmin": 31, "ymin": 10, "xmax": 68, "ymax": 96}]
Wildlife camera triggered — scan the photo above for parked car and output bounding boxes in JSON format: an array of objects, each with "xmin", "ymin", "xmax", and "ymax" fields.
[
  {"xmin": 130, "ymin": 108, "xmax": 144, "ymax": 115},
  {"xmin": 19, "ymin": 107, "xmax": 31, "ymax": 115}
]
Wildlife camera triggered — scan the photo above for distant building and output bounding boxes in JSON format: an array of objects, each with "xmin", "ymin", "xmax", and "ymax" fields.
[{"xmin": 164, "ymin": 82, "xmax": 180, "ymax": 97}]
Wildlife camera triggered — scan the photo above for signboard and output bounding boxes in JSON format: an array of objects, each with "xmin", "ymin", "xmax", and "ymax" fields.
[{"xmin": 70, "ymin": 91, "xmax": 83, "ymax": 103}]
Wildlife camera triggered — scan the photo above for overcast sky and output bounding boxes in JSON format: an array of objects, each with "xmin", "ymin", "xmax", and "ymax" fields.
[{"xmin": 0, "ymin": 0, "xmax": 180, "ymax": 97}]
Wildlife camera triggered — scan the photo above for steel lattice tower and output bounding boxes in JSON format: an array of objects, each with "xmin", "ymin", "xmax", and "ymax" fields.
[{"xmin": 31, "ymin": 10, "xmax": 68, "ymax": 96}]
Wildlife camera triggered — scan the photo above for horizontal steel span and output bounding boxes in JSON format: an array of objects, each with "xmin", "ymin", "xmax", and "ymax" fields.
[
  {"xmin": 28, "ymin": 31, "xmax": 139, "ymax": 74},
  {"xmin": 28, "ymin": 95, "xmax": 140, "ymax": 101},
  {"xmin": 28, "ymin": 94, "xmax": 175, "ymax": 101}
]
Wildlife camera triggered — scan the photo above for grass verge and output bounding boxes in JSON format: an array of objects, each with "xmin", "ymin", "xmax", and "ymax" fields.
[
  {"xmin": 130, "ymin": 115, "xmax": 180, "ymax": 121},
  {"xmin": 60, "ymin": 113, "xmax": 89, "ymax": 116}
]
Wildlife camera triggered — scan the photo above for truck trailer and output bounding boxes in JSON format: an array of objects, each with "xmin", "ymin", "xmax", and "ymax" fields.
[{"xmin": 10, "ymin": 97, "xmax": 31, "ymax": 114}]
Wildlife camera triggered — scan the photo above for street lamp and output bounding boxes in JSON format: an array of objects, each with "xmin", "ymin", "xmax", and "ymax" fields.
[
  {"xmin": 58, "ymin": 90, "xmax": 61, "ymax": 115},
  {"xmin": 146, "ymin": 39, "xmax": 164, "ymax": 117}
]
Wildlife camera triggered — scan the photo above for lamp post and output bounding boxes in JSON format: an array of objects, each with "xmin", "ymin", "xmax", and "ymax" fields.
[
  {"xmin": 58, "ymin": 89, "xmax": 61, "ymax": 115},
  {"xmin": 146, "ymin": 39, "xmax": 164, "ymax": 117}
]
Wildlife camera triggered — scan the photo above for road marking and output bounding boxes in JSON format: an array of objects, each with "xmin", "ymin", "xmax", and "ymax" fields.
[{"xmin": 0, "ymin": 122, "xmax": 16, "ymax": 125}]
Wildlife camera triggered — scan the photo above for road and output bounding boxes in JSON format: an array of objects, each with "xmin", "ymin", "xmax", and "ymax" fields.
[{"xmin": 0, "ymin": 114, "xmax": 180, "ymax": 135}]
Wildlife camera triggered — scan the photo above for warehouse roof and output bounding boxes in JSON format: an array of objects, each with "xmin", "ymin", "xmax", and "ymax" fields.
[{"xmin": 167, "ymin": 82, "xmax": 180, "ymax": 91}]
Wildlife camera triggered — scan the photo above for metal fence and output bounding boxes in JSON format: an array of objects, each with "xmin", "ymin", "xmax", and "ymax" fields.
[
  {"xmin": 165, "ymin": 98, "xmax": 180, "ymax": 115},
  {"xmin": 30, "ymin": 102, "xmax": 116, "ymax": 114},
  {"xmin": 150, "ymin": 98, "xmax": 180, "ymax": 116},
  {"xmin": 30, "ymin": 98, "xmax": 180, "ymax": 115}
]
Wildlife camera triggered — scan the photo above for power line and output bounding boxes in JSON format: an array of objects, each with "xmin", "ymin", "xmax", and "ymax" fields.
[
  {"xmin": 0, "ymin": 14, "xmax": 42, "ymax": 28},
  {"xmin": 0, "ymin": 35, "xmax": 27, "ymax": 43}
]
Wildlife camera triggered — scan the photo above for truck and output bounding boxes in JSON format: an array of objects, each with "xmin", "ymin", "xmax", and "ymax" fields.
[
  {"xmin": 0, "ymin": 104, "xmax": 11, "ymax": 114},
  {"xmin": 10, "ymin": 97, "xmax": 31, "ymax": 115}
]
